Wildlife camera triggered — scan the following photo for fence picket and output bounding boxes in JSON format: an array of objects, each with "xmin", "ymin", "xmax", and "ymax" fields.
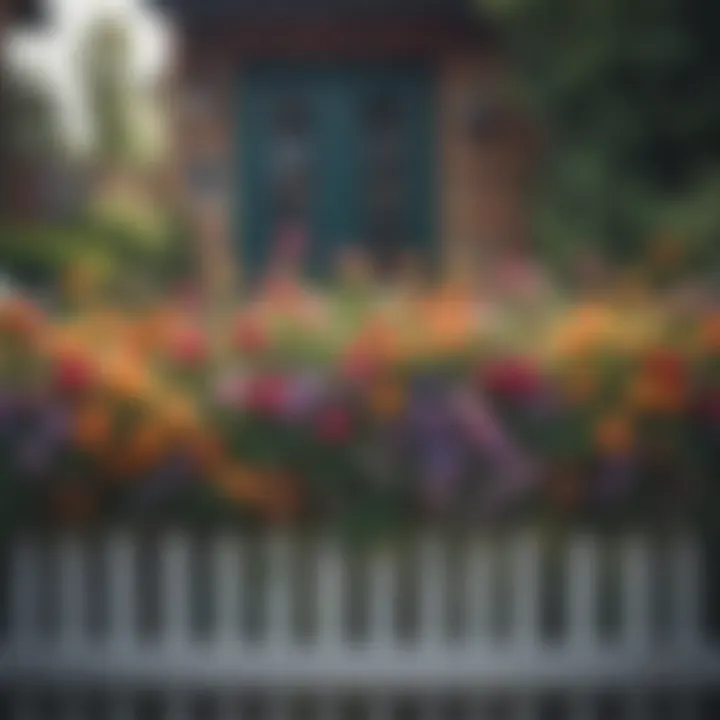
[
  {"xmin": 10, "ymin": 540, "xmax": 38, "ymax": 651},
  {"xmin": 465, "ymin": 539, "xmax": 490, "ymax": 646},
  {"xmin": 621, "ymin": 538, "xmax": 651, "ymax": 652},
  {"xmin": 317, "ymin": 541, "xmax": 344, "ymax": 647},
  {"xmin": 369, "ymin": 550, "xmax": 395, "ymax": 648},
  {"xmin": 512, "ymin": 534, "xmax": 540, "ymax": 652},
  {"xmin": 162, "ymin": 534, "xmax": 190, "ymax": 649},
  {"xmin": 107, "ymin": 535, "xmax": 136, "ymax": 651},
  {"xmin": 59, "ymin": 537, "xmax": 86, "ymax": 651},
  {"xmin": 214, "ymin": 535, "xmax": 242, "ymax": 649},
  {"xmin": 0, "ymin": 532, "xmax": 717, "ymax": 707},
  {"xmin": 267, "ymin": 536, "xmax": 292, "ymax": 649},
  {"xmin": 673, "ymin": 537, "xmax": 701, "ymax": 652},
  {"xmin": 568, "ymin": 536, "xmax": 597, "ymax": 652},
  {"xmin": 419, "ymin": 536, "xmax": 445, "ymax": 647}
]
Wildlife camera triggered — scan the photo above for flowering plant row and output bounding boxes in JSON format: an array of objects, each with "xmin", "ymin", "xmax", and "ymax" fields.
[{"xmin": 1, "ymin": 277, "xmax": 719, "ymax": 533}]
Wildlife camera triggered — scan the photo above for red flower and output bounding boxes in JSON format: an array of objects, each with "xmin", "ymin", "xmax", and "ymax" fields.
[
  {"xmin": 233, "ymin": 316, "xmax": 269, "ymax": 356},
  {"xmin": 53, "ymin": 354, "xmax": 96, "ymax": 396},
  {"xmin": 340, "ymin": 345, "xmax": 380, "ymax": 384},
  {"xmin": 245, "ymin": 376, "xmax": 287, "ymax": 417},
  {"xmin": 642, "ymin": 348, "xmax": 687, "ymax": 387},
  {"xmin": 315, "ymin": 406, "xmax": 353, "ymax": 444},
  {"xmin": 168, "ymin": 326, "xmax": 208, "ymax": 368},
  {"xmin": 482, "ymin": 358, "xmax": 542, "ymax": 401}
]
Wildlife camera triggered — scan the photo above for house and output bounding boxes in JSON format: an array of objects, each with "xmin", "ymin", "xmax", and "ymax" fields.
[{"xmin": 155, "ymin": 0, "xmax": 536, "ymax": 291}]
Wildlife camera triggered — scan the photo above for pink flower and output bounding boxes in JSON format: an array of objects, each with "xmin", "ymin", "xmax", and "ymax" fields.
[
  {"xmin": 168, "ymin": 326, "xmax": 208, "ymax": 368},
  {"xmin": 53, "ymin": 355, "xmax": 95, "ymax": 396},
  {"xmin": 233, "ymin": 316, "xmax": 269, "ymax": 356},
  {"xmin": 481, "ymin": 357, "xmax": 542, "ymax": 401},
  {"xmin": 245, "ymin": 375, "xmax": 287, "ymax": 418}
]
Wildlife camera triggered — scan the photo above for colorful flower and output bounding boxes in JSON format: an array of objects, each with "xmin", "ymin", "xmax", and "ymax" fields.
[{"xmin": 482, "ymin": 357, "xmax": 542, "ymax": 401}]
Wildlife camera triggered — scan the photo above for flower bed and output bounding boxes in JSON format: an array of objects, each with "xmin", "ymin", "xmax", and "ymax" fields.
[{"xmin": 1, "ymin": 277, "xmax": 719, "ymax": 533}]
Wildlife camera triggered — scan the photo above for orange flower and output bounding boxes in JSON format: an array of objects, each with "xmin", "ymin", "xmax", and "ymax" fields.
[
  {"xmin": 74, "ymin": 403, "xmax": 113, "ymax": 453},
  {"xmin": 101, "ymin": 351, "xmax": 151, "ymax": 400},
  {"xmin": 595, "ymin": 414, "xmax": 634, "ymax": 456},
  {"xmin": 155, "ymin": 393, "xmax": 200, "ymax": 437},
  {"xmin": 423, "ymin": 288, "xmax": 476, "ymax": 354},
  {"xmin": 549, "ymin": 304, "xmax": 616, "ymax": 359}
]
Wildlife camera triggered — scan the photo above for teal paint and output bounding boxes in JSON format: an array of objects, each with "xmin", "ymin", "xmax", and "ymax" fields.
[{"xmin": 237, "ymin": 63, "xmax": 436, "ymax": 281}]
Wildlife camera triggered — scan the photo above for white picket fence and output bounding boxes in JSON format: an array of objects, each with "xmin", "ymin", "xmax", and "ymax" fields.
[{"xmin": 0, "ymin": 532, "xmax": 718, "ymax": 718}]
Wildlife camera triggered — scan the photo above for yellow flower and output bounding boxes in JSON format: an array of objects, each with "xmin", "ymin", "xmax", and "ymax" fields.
[{"xmin": 548, "ymin": 304, "xmax": 617, "ymax": 360}]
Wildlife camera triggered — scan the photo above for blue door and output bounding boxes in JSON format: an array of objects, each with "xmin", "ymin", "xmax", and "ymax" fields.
[{"xmin": 240, "ymin": 64, "xmax": 436, "ymax": 281}]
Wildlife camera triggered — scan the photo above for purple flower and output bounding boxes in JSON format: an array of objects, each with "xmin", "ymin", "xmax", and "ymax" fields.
[
  {"xmin": 283, "ymin": 372, "xmax": 326, "ymax": 422},
  {"xmin": 451, "ymin": 388, "xmax": 514, "ymax": 459},
  {"xmin": 418, "ymin": 440, "xmax": 466, "ymax": 512}
]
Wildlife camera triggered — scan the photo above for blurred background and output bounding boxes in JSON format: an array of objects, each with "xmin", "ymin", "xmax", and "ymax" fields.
[
  {"xmin": 2, "ymin": 1, "xmax": 720, "ymax": 717},
  {"xmin": 2, "ymin": 0, "xmax": 720, "ymax": 294}
]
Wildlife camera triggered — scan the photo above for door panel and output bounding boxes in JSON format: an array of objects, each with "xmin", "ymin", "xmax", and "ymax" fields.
[{"xmin": 240, "ymin": 65, "xmax": 435, "ymax": 281}]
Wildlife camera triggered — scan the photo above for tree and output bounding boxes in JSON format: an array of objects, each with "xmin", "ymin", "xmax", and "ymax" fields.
[{"xmin": 484, "ymin": 0, "xmax": 720, "ymax": 265}]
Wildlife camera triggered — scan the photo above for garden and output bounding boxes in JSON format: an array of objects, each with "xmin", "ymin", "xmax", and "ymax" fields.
[{"xmin": 2, "ymin": 244, "xmax": 719, "ymax": 536}]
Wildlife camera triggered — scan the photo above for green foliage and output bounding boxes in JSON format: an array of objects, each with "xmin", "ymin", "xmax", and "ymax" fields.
[
  {"xmin": 0, "ymin": 216, "xmax": 194, "ymax": 292},
  {"xmin": 484, "ymin": 0, "xmax": 720, "ymax": 262}
]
